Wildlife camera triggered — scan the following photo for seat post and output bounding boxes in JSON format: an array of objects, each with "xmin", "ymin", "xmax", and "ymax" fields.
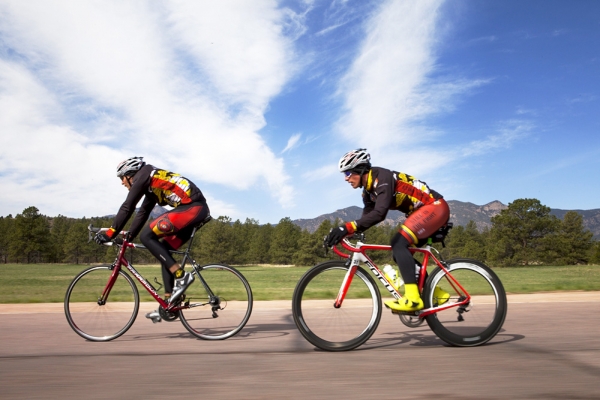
[
  {"xmin": 183, "ymin": 216, "xmax": 212, "ymax": 255},
  {"xmin": 184, "ymin": 226, "xmax": 199, "ymax": 253}
]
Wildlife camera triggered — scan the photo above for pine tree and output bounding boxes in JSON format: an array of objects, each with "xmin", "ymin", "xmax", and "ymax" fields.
[
  {"xmin": 542, "ymin": 211, "xmax": 593, "ymax": 265},
  {"xmin": 488, "ymin": 198, "xmax": 559, "ymax": 266},
  {"xmin": 269, "ymin": 217, "xmax": 301, "ymax": 264},
  {"xmin": 0, "ymin": 215, "xmax": 14, "ymax": 263},
  {"xmin": 246, "ymin": 223, "xmax": 273, "ymax": 264},
  {"xmin": 10, "ymin": 207, "xmax": 51, "ymax": 263}
]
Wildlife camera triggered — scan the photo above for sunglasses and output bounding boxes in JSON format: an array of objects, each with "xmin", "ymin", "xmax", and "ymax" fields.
[{"xmin": 344, "ymin": 171, "xmax": 354, "ymax": 177}]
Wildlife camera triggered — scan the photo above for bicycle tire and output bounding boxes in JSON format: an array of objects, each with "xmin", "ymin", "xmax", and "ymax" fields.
[
  {"xmin": 179, "ymin": 264, "xmax": 253, "ymax": 340},
  {"xmin": 292, "ymin": 260, "xmax": 382, "ymax": 351},
  {"xmin": 64, "ymin": 265, "xmax": 139, "ymax": 342},
  {"xmin": 424, "ymin": 258, "xmax": 507, "ymax": 347}
]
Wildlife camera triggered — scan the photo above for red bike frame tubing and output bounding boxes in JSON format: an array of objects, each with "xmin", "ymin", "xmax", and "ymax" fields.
[
  {"xmin": 100, "ymin": 264, "xmax": 120, "ymax": 303},
  {"xmin": 107, "ymin": 241, "xmax": 174, "ymax": 310},
  {"xmin": 331, "ymin": 240, "xmax": 472, "ymax": 317},
  {"xmin": 332, "ymin": 241, "xmax": 394, "ymax": 307}
]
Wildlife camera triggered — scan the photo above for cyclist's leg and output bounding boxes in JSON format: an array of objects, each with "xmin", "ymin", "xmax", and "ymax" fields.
[
  {"xmin": 160, "ymin": 258, "xmax": 175, "ymax": 296},
  {"xmin": 386, "ymin": 199, "xmax": 450, "ymax": 312},
  {"xmin": 141, "ymin": 202, "xmax": 209, "ymax": 304},
  {"xmin": 140, "ymin": 226, "xmax": 179, "ymax": 276},
  {"xmin": 392, "ymin": 233, "xmax": 418, "ymax": 285},
  {"xmin": 140, "ymin": 229, "xmax": 177, "ymax": 321},
  {"xmin": 141, "ymin": 202, "xmax": 209, "ymax": 269}
]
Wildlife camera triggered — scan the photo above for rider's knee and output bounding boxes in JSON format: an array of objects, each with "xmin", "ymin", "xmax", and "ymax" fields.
[
  {"xmin": 139, "ymin": 226, "xmax": 158, "ymax": 246},
  {"xmin": 391, "ymin": 231, "xmax": 411, "ymax": 248}
]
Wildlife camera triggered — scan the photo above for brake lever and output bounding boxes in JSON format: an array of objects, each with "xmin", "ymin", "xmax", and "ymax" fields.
[
  {"xmin": 322, "ymin": 236, "xmax": 330, "ymax": 256},
  {"xmin": 87, "ymin": 224, "xmax": 94, "ymax": 243}
]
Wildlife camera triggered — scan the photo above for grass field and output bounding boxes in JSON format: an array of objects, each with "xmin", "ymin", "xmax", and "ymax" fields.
[{"xmin": 1, "ymin": 263, "xmax": 599, "ymax": 304}]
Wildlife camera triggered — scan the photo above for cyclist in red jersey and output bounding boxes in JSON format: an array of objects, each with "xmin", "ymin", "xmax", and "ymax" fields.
[
  {"xmin": 325, "ymin": 149, "xmax": 450, "ymax": 312},
  {"xmin": 94, "ymin": 157, "xmax": 210, "ymax": 321}
]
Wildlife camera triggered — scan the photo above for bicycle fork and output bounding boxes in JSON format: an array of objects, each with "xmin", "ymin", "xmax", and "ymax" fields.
[
  {"xmin": 334, "ymin": 261, "xmax": 358, "ymax": 308},
  {"xmin": 97, "ymin": 263, "xmax": 121, "ymax": 305}
]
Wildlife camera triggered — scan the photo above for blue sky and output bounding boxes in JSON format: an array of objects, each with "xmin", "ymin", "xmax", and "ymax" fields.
[{"xmin": 1, "ymin": 0, "xmax": 599, "ymax": 224}]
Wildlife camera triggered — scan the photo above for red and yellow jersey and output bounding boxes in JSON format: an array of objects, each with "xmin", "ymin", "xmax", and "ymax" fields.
[
  {"xmin": 354, "ymin": 167, "xmax": 442, "ymax": 231},
  {"xmin": 109, "ymin": 164, "xmax": 206, "ymax": 239},
  {"xmin": 149, "ymin": 169, "xmax": 195, "ymax": 207}
]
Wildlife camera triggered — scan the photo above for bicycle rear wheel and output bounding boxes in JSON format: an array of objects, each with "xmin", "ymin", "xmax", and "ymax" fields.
[
  {"xmin": 292, "ymin": 261, "xmax": 382, "ymax": 351},
  {"xmin": 424, "ymin": 258, "xmax": 507, "ymax": 347},
  {"xmin": 179, "ymin": 264, "xmax": 253, "ymax": 340},
  {"xmin": 64, "ymin": 265, "xmax": 139, "ymax": 342}
]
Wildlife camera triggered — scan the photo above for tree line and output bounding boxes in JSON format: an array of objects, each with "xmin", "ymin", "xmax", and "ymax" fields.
[{"xmin": 1, "ymin": 198, "xmax": 598, "ymax": 267}]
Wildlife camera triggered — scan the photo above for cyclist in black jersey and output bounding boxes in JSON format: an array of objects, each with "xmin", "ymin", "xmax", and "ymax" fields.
[
  {"xmin": 325, "ymin": 149, "xmax": 451, "ymax": 312},
  {"xmin": 94, "ymin": 157, "xmax": 210, "ymax": 322}
]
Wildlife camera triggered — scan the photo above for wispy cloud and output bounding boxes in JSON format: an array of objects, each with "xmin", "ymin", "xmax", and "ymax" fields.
[
  {"xmin": 0, "ymin": 0, "xmax": 304, "ymax": 216},
  {"xmin": 303, "ymin": 163, "xmax": 338, "ymax": 181},
  {"xmin": 333, "ymin": 0, "xmax": 487, "ymax": 150},
  {"xmin": 566, "ymin": 93, "xmax": 597, "ymax": 104},
  {"xmin": 525, "ymin": 147, "xmax": 600, "ymax": 180},
  {"xmin": 516, "ymin": 106, "xmax": 537, "ymax": 116},
  {"xmin": 461, "ymin": 120, "xmax": 533, "ymax": 157},
  {"xmin": 282, "ymin": 133, "xmax": 302, "ymax": 153},
  {"xmin": 466, "ymin": 35, "xmax": 498, "ymax": 46},
  {"xmin": 552, "ymin": 29, "xmax": 568, "ymax": 37}
]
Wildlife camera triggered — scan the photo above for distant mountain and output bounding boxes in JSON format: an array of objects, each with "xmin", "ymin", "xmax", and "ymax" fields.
[
  {"xmin": 292, "ymin": 200, "xmax": 600, "ymax": 239},
  {"xmin": 150, "ymin": 205, "xmax": 169, "ymax": 219}
]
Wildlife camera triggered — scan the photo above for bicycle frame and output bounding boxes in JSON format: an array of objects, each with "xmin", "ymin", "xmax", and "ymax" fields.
[
  {"xmin": 93, "ymin": 224, "xmax": 208, "ymax": 313},
  {"xmin": 332, "ymin": 238, "xmax": 471, "ymax": 318},
  {"xmin": 101, "ymin": 241, "xmax": 174, "ymax": 311}
]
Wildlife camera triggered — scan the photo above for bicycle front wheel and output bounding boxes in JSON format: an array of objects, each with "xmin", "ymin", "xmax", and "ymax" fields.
[
  {"xmin": 179, "ymin": 264, "xmax": 253, "ymax": 340},
  {"xmin": 424, "ymin": 258, "xmax": 507, "ymax": 347},
  {"xmin": 64, "ymin": 265, "xmax": 139, "ymax": 342},
  {"xmin": 292, "ymin": 261, "xmax": 382, "ymax": 351}
]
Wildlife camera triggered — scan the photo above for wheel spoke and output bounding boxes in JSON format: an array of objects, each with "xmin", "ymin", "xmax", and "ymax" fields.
[
  {"xmin": 292, "ymin": 261, "xmax": 382, "ymax": 351},
  {"xmin": 179, "ymin": 264, "xmax": 252, "ymax": 340},
  {"xmin": 64, "ymin": 266, "xmax": 139, "ymax": 342},
  {"xmin": 424, "ymin": 259, "xmax": 507, "ymax": 346}
]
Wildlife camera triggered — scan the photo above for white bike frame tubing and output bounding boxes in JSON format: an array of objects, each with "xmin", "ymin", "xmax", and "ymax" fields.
[{"xmin": 333, "ymin": 239, "xmax": 401, "ymax": 308}]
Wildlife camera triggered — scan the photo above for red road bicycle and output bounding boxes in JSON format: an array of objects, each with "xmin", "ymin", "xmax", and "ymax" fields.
[
  {"xmin": 64, "ymin": 216, "xmax": 253, "ymax": 342},
  {"xmin": 292, "ymin": 231, "xmax": 507, "ymax": 351}
]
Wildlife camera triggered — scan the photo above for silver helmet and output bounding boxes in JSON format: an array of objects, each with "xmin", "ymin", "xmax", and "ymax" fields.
[
  {"xmin": 116, "ymin": 156, "xmax": 145, "ymax": 178},
  {"xmin": 338, "ymin": 148, "xmax": 371, "ymax": 173}
]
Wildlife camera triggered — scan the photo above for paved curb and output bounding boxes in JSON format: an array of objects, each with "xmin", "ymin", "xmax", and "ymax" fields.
[{"xmin": 1, "ymin": 292, "xmax": 599, "ymax": 314}]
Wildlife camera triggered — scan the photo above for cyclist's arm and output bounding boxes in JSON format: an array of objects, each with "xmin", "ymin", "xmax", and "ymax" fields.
[
  {"xmin": 108, "ymin": 167, "xmax": 151, "ymax": 237},
  {"xmin": 353, "ymin": 170, "xmax": 394, "ymax": 232},
  {"xmin": 128, "ymin": 195, "xmax": 157, "ymax": 240}
]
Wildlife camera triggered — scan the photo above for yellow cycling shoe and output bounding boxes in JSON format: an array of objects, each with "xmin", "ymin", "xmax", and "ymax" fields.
[
  {"xmin": 384, "ymin": 296, "xmax": 424, "ymax": 312},
  {"xmin": 433, "ymin": 286, "xmax": 450, "ymax": 306}
]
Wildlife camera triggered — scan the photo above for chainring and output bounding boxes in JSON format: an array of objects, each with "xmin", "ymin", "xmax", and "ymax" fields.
[
  {"xmin": 158, "ymin": 306, "xmax": 180, "ymax": 322},
  {"xmin": 398, "ymin": 313, "xmax": 425, "ymax": 328}
]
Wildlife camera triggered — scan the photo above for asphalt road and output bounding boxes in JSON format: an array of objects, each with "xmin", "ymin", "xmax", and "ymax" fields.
[{"xmin": 1, "ymin": 292, "xmax": 599, "ymax": 399}]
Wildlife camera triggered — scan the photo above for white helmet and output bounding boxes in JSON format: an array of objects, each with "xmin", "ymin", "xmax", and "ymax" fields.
[
  {"xmin": 338, "ymin": 148, "xmax": 371, "ymax": 173},
  {"xmin": 116, "ymin": 156, "xmax": 145, "ymax": 178}
]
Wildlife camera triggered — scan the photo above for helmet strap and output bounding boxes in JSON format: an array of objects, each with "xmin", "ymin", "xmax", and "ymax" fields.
[{"xmin": 357, "ymin": 167, "xmax": 369, "ymax": 189}]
